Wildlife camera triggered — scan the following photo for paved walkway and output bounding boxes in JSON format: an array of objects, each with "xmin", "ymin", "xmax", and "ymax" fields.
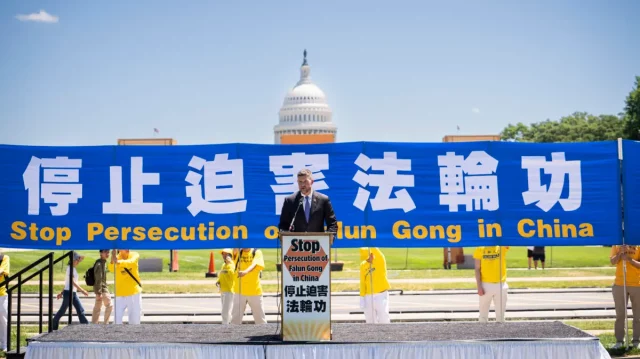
[
  {"xmin": 9, "ymin": 289, "xmax": 627, "ymax": 324},
  {"xmin": 337, "ymin": 267, "xmax": 616, "ymax": 271},
  {"xmin": 586, "ymin": 330, "xmax": 614, "ymax": 336},
  {"xmin": 34, "ymin": 275, "xmax": 612, "ymax": 286}
]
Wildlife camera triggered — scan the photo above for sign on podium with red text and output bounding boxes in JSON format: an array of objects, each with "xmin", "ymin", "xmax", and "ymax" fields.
[{"xmin": 280, "ymin": 232, "xmax": 332, "ymax": 342}]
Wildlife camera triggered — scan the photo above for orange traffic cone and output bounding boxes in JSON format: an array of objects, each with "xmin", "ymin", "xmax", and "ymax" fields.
[
  {"xmin": 205, "ymin": 251, "xmax": 217, "ymax": 278},
  {"xmin": 170, "ymin": 250, "xmax": 180, "ymax": 272}
]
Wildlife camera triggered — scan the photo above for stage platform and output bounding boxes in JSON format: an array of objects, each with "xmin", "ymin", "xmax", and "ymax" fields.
[{"xmin": 25, "ymin": 322, "xmax": 611, "ymax": 359}]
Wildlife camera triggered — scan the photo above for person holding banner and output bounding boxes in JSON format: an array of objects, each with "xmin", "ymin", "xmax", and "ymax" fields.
[
  {"xmin": 216, "ymin": 248, "xmax": 236, "ymax": 325},
  {"xmin": 359, "ymin": 247, "xmax": 391, "ymax": 324},
  {"xmin": 231, "ymin": 248, "xmax": 267, "ymax": 325},
  {"xmin": 109, "ymin": 249, "xmax": 143, "ymax": 325},
  {"xmin": 610, "ymin": 245, "xmax": 640, "ymax": 349},
  {"xmin": 474, "ymin": 246, "xmax": 509, "ymax": 322},
  {"xmin": 0, "ymin": 251, "xmax": 10, "ymax": 351},
  {"xmin": 278, "ymin": 169, "xmax": 338, "ymax": 233}
]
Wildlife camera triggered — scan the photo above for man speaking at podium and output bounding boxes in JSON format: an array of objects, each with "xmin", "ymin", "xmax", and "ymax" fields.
[{"xmin": 278, "ymin": 169, "xmax": 338, "ymax": 234}]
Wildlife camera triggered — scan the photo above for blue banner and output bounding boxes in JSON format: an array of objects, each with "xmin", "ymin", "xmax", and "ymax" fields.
[
  {"xmin": 623, "ymin": 140, "xmax": 640, "ymax": 244},
  {"xmin": 0, "ymin": 141, "xmax": 623, "ymax": 250}
]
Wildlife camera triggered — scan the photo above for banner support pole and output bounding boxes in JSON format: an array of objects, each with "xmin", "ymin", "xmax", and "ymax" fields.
[{"xmin": 618, "ymin": 138, "xmax": 630, "ymax": 348}]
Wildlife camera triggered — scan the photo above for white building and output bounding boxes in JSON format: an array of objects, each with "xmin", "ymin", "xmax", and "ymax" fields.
[{"xmin": 273, "ymin": 50, "xmax": 338, "ymax": 144}]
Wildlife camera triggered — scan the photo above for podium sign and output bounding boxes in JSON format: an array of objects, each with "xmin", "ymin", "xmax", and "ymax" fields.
[{"xmin": 281, "ymin": 232, "xmax": 332, "ymax": 341}]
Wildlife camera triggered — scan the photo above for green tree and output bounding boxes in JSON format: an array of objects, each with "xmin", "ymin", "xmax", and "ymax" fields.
[
  {"xmin": 500, "ymin": 112, "xmax": 626, "ymax": 143},
  {"xmin": 623, "ymin": 76, "xmax": 640, "ymax": 140},
  {"xmin": 500, "ymin": 122, "xmax": 530, "ymax": 141}
]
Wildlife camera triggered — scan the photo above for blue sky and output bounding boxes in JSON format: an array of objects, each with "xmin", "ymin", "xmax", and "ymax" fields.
[{"xmin": 1, "ymin": 0, "xmax": 638, "ymax": 146}]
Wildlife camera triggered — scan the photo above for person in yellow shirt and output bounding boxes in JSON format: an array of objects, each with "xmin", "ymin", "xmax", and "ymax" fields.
[
  {"xmin": 108, "ymin": 249, "xmax": 142, "ymax": 324},
  {"xmin": 610, "ymin": 245, "xmax": 640, "ymax": 349},
  {"xmin": 473, "ymin": 246, "xmax": 509, "ymax": 322},
  {"xmin": 359, "ymin": 247, "xmax": 391, "ymax": 324},
  {"xmin": 231, "ymin": 248, "xmax": 267, "ymax": 324},
  {"xmin": 0, "ymin": 252, "xmax": 10, "ymax": 351},
  {"xmin": 216, "ymin": 248, "xmax": 236, "ymax": 325}
]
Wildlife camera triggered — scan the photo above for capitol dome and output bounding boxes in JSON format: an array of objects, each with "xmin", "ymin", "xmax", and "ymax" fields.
[{"xmin": 274, "ymin": 50, "xmax": 337, "ymax": 144}]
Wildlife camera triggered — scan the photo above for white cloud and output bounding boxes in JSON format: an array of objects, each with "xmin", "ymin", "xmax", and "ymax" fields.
[
  {"xmin": 471, "ymin": 107, "xmax": 480, "ymax": 114},
  {"xmin": 15, "ymin": 10, "xmax": 59, "ymax": 23}
]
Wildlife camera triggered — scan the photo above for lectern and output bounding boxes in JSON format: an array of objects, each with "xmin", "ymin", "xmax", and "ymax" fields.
[{"xmin": 280, "ymin": 232, "xmax": 333, "ymax": 341}]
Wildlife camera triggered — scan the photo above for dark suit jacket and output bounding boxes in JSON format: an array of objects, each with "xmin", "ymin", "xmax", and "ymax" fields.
[{"xmin": 278, "ymin": 191, "xmax": 338, "ymax": 233}]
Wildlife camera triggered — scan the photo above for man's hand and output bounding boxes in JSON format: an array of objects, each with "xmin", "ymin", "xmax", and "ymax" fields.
[
  {"xmin": 477, "ymin": 287, "xmax": 485, "ymax": 296},
  {"xmin": 56, "ymin": 292, "xmax": 62, "ymax": 300},
  {"xmin": 238, "ymin": 270, "xmax": 247, "ymax": 278}
]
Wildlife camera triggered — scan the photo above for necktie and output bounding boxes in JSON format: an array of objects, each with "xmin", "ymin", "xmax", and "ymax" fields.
[{"xmin": 304, "ymin": 196, "xmax": 311, "ymax": 222}]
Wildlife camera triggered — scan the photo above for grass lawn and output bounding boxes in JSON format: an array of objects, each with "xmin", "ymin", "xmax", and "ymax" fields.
[
  {"xmin": 14, "ymin": 266, "xmax": 616, "ymax": 283},
  {"xmin": 598, "ymin": 333, "xmax": 640, "ymax": 357},
  {"xmin": 4, "ymin": 246, "xmax": 614, "ymax": 277},
  {"xmin": 564, "ymin": 319, "xmax": 618, "ymax": 330},
  {"xmin": 0, "ymin": 325, "xmax": 48, "ymax": 358},
  {"xmin": 557, "ymin": 320, "xmax": 640, "ymax": 357}
]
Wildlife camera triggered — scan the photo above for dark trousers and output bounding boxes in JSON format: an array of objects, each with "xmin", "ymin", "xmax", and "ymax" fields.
[{"xmin": 52, "ymin": 290, "xmax": 88, "ymax": 330}]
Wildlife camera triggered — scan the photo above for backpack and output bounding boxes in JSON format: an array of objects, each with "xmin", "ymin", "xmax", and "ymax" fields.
[
  {"xmin": 84, "ymin": 259, "xmax": 100, "ymax": 286},
  {"xmin": 235, "ymin": 249, "xmax": 262, "ymax": 279}
]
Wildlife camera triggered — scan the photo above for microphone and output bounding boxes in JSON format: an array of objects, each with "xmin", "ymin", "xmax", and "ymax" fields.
[{"xmin": 289, "ymin": 198, "xmax": 304, "ymax": 232}]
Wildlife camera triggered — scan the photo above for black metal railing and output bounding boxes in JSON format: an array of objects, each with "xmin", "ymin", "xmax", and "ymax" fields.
[{"xmin": 0, "ymin": 250, "xmax": 75, "ymax": 355}]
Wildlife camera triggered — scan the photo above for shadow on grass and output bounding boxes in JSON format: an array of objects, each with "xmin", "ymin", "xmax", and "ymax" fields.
[{"xmin": 599, "ymin": 333, "xmax": 640, "ymax": 357}]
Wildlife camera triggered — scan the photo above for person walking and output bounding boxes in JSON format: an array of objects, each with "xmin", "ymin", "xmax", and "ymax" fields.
[
  {"xmin": 92, "ymin": 249, "xmax": 113, "ymax": 324},
  {"xmin": 52, "ymin": 252, "xmax": 89, "ymax": 330}
]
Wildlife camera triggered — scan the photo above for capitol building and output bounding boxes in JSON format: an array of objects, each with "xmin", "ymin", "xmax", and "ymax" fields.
[{"xmin": 273, "ymin": 50, "xmax": 338, "ymax": 144}]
